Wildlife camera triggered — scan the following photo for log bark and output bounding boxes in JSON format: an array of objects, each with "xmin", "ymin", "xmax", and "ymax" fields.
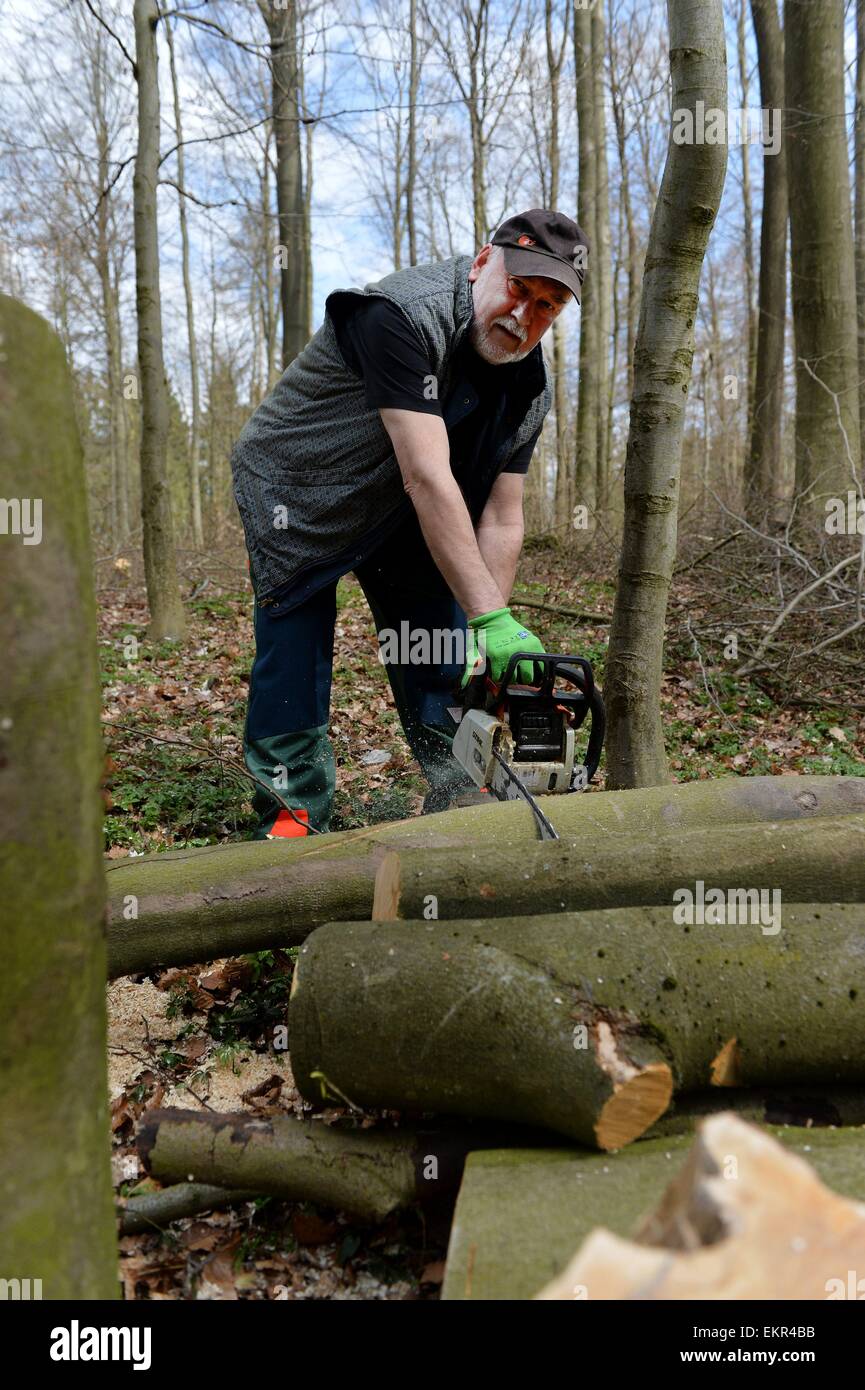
[
  {"xmin": 289, "ymin": 903, "xmax": 865, "ymax": 1150},
  {"xmin": 442, "ymin": 1125, "xmax": 865, "ymax": 1300},
  {"xmin": 118, "ymin": 1183, "xmax": 260, "ymax": 1235},
  {"xmin": 373, "ymin": 813, "xmax": 865, "ymax": 921},
  {"xmin": 106, "ymin": 774, "xmax": 865, "ymax": 977},
  {"xmin": 538, "ymin": 1114, "xmax": 865, "ymax": 1299},
  {"xmin": 0, "ymin": 296, "xmax": 119, "ymax": 1298},
  {"xmin": 137, "ymin": 1110, "xmax": 523, "ymax": 1223}
]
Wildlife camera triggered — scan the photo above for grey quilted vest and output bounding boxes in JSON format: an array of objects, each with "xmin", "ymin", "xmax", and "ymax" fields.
[{"xmin": 230, "ymin": 253, "xmax": 552, "ymax": 600}]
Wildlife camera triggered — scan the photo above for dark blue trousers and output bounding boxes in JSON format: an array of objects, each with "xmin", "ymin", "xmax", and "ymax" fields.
[{"xmin": 243, "ymin": 524, "xmax": 475, "ymax": 836}]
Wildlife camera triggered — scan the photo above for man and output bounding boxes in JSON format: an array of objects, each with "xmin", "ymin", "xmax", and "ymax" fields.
[{"xmin": 231, "ymin": 208, "xmax": 588, "ymax": 838}]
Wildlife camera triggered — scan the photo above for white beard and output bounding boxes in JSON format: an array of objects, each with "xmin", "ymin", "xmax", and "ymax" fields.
[{"xmin": 468, "ymin": 316, "xmax": 532, "ymax": 364}]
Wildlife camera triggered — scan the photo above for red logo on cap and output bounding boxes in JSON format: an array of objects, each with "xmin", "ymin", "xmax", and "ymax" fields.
[{"xmin": 517, "ymin": 234, "xmax": 535, "ymax": 246}]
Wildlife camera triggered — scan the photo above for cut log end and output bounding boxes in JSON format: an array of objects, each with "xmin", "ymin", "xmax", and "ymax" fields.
[
  {"xmin": 595, "ymin": 1063, "xmax": 674, "ymax": 1151},
  {"xmin": 710, "ymin": 1037, "xmax": 741, "ymax": 1087},
  {"xmin": 371, "ymin": 851, "xmax": 402, "ymax": 921}
]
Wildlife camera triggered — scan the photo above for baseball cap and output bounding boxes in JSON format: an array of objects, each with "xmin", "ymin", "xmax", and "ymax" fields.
[{"xmin": 491, "ymin": 208, "xmax": 590, "ymax": 304}]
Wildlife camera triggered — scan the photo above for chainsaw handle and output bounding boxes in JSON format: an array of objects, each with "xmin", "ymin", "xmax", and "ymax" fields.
[
  {"xmin": 581, "ymin": 682, "xmax": 606, "ymax": 784},
  {"xmin": 497, "ymin": 652, "xmax": 595, "ymax": 700}
]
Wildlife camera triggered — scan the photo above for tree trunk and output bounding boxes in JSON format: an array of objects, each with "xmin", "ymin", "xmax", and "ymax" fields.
[
  {"xmin": 785, "ymin": 0, "xmax": 861, "ymax": 508},
  {"xmin": 104, "ymin": 774, "xmax": 865, "ymax": 978},
  {"xmin": 112, "ymin": 266, "xmax": 132, "ymax": 538},
  {"xmin": 0, "ymin": 295, "xmax": 118, "ymax": 1298},
  {"xmin": 856, "ymin": 0, "xmax": 865, "ymax": 469},
  {"xmin": 406, "ymin": 0, "xmax": 419, "ymax": 264},
  {"xmin": 746, "ymin": 0, "xmax": 787, "ymax": 519},
  {"xmin": 94, "ymin": 65, "xmax": 125, "ymax": 545},
  {"xmin": 373, "ymin": 813, "xmax": 865, "ymax": 922},
  {"xmin": 573, "ymin": 0, "xmax": 598, "ymax": 530},
  {"xmin": 738, "ymin": 0, "xmax": 757, "ymax": 448},
  {"xmin": 133, "ymin": 0, "xmax": 186, "ymax": 641},
  {"xmin": 166, "ymin": 15, "xmax": 204, "ymax": 550},
  {"xmin": 593, "ymin": 0, "xmax": 612, "ymax": 510},
  {"xmin": 604, "ymin": 0, "xmax": 727, "ymax": 787},
  {"xmin": 138, "ymin": 1109, "xmax": 514, "ymax": 1223},
  {"xmin": 608, "ymin": 21, "xmax": 639, "ymax": 401},
  {"xmin": 261, "ymin": 0, "xmax": 306, "ymax": 368},
  {"xmin": 545, "ymin": 0, "xmax": 569, "ymax": 527},
  {"xmin": 290, "ymin": 902, "xmax": 865, "ymax": 1150}
]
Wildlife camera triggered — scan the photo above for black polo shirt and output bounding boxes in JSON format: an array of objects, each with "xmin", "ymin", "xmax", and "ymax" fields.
[
  {"xmin": 261, "ymin": 297, "xmax": 541, "ymax": 615},
  {"xmin": 336, "ymin": 297, "xmax": 540, "ymax": 518}
]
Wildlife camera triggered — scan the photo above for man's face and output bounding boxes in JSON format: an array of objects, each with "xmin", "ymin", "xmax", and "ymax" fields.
[{"xmin": 467, "ymin": 244, "xmax": 573, "ymax": 364}]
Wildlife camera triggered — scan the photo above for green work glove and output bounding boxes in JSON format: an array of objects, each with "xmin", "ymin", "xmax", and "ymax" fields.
[{"xmin": 461, "ymin": 607, "xmax": 545, "ymax": 688}]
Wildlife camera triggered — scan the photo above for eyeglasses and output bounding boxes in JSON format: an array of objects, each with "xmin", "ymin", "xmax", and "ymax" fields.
[{"xmin": 505, "ymin": 274, "xmax": 567, "ymax": 318}]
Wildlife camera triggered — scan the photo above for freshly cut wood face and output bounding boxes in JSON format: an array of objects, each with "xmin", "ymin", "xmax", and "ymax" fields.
[{"xmin": 536, "ymin": 1114, "xmax": 865, "ymax": 1300}]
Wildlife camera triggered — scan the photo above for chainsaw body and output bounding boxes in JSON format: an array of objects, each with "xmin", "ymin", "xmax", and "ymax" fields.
[{"xmin": 450, "ymin": 652, "xmax": 606, "ymax": 836}]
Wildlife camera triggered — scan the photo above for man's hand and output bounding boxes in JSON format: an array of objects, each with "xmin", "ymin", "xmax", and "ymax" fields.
[{"xmin": 461, "ymin": 606, "xmax": 545, "ymax": 688}]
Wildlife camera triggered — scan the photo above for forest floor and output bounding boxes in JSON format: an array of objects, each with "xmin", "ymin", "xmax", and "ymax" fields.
[{"xmin": 98, "ymin": 532, "xmax": 865, "ymax": 1300}]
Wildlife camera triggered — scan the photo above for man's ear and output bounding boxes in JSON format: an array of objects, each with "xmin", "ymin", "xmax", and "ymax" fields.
[{"xmin": 468, "ymin": 243, "xmax": 494, "ymax": 283}]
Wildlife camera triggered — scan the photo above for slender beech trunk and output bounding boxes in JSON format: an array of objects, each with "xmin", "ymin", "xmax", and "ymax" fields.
[
  {"xmin": 260, "ymin": 0, "xmax": 306, "ymax": 368},
  {"xmin": 609, "ymin": 20, "xmax": 639, "ymax": 401},
  {"xmin": 261, "ymin": 136, "xmax": 280, "ymax": 390},
  {"xmin": 856, "ymin": 0, "xmax": 865, "ymax": 469},
  {"xmin": 746, "ymin": 0, "xmax": 787, "ymax": 518},
  {"xmin": 785, "ymin": 0, "xmax": 860, "ymax": 507},
  {"xmin": 407, "ymin": 0, "xmax": 419, "ymax": 263},
  {"xmin": 546, "ymin": 0, "xmax": 570, "ymax": 531},
  {"xmin": 605, "ymin": 0, "xmax": 728, "ymax": 788},
  {"xmin": 166, "ymin": 16, "xmax": 204, "ymax": 549},
  {"xmin": 573, "ymin": 0, "xmax": 598, "ymax": 530},
  {"xmin": 0, "ymin": 295, "xmax": 118, "ymax": 1298},
  {"xmin": 91, "ymin": 45, "xmax": 125, "ymax": 546},
  {"xmin": 738, "ymin": 0, "xmax": 757, "ymax": 445},
  {"xmin": 298, "ymin": 23, "xmax": 314, "ymax": 342},
  {"xmin": 132, "ymin": 0, "xmax": 186, "ymax": 640},
  {"xmin": 593, "ymin": 0, "xmax": 612, "ymax": 511}
]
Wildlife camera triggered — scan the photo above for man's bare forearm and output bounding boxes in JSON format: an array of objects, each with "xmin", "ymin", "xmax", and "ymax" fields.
[
  {"xmin": 477, "ymin": 519, "xmax": 523, "ymax": 603},
  {"xmin": 407, "ymin": 473, "xmax": 505, "ymax": 617},
  {"xmin": 379, "ymin": 408, "xmax": 505, "ymax": 617}
]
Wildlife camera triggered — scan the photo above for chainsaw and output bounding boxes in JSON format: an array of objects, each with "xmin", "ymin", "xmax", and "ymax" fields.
[{"xmin": 449, "ymin": 651, "xmax": 606, "ymax": 841}]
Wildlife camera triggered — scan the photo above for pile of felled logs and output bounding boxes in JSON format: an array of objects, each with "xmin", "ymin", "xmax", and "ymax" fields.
[{"xmin": 118, "ymin": 773, "xmax": 865, "ymax": 1297}]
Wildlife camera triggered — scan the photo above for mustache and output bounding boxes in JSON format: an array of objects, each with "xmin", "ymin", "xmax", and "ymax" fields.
[{"xmin": 492, "ymin": 316, "xmax": 527, "ymax": 342}]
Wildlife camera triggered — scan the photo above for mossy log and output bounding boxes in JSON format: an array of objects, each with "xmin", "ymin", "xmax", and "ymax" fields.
[
  {"xmin": 442, "ymin": 1124, "xmax": 865, "ymax": 1300},
  {"xmin": 289, "ymin": 903, "xmax": 865, "ymax": 1150},
  {"xmin": 118, "ymin": 1183, "xmax": 260, "ymax": 1235},
  {"xmin": 137, "ymin": 1109, "xmax": 523, "ymax": 1223},
  {"xmin": 538, "ymin": 1114, "xmax": 865, "ymax": 1300},
  {"xmin": 373, "ymin": 814, "xmax": 865, "ymax": 921},
  {"xmin": 0, "ymin": 296, "xmax": 118, "ymax": 1298},
  {"xmin": 106, "ymin": 773, "xmax": 865, "ymax": 977}
]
